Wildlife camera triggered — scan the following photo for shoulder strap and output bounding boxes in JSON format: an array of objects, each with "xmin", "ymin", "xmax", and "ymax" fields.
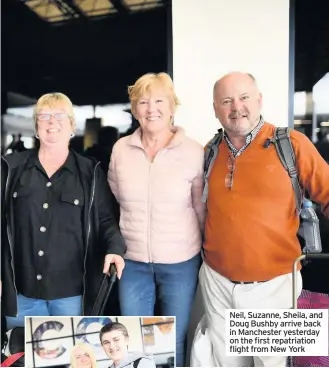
[
  {"xmin": 1, "ymin": 352, "xmax": 24, "ymax": 367},
  {"xmin": 202, "ymin": 129, "xmax": 224, "ymax": 203},
  {"xmin": 133, "ymin": 358, "xmax": 142, "ymax": 368},
  {"xmin": 273, "ymin": 127, "xmax": 303, "ymax": 213}
]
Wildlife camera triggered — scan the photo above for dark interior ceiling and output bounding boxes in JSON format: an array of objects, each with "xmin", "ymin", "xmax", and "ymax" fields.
[
  {"xmin": 294, "ymin": 0, "xmax": 329, "ymax": 92},
  {"xmin": 2, "ymin": 0, "xmax": 169, "ymax": 108},
  {"xmin": 2, "ymin": 0, "xmax": 329, "ymax": 110}
]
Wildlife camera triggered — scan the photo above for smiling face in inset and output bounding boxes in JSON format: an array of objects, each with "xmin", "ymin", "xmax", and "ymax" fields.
[
  {"xmin": 36, "ymin": 103, "xmax": 74, "ymax": 146},
  {"xmin": 74, "ymin": 347, "xmax": 92, "ymax": 368},
  {"xmin": 213, "ymin": 72, "xmax": 262, "ymax": 137},
  {"xmin": 101, "ymin": 329, "xmax": 128, "ymax": 364}
]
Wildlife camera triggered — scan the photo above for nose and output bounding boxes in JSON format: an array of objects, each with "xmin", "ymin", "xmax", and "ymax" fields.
[
  {"xmin": 147, "ymin": 100, "xmax": 156, "ymax": 113},
  {"xmin": 49, "ymin": 115, "xmax": 56, "ymax": 124},
  {"xmin": 231, "ymin": 98, "xmax": 243, "ymax": 110}
]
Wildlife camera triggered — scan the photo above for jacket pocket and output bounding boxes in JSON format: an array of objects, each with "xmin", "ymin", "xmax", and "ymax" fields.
[
  {"xmin": 60, "ymin": 192, "xmax": 84, "ymax": 207},
  {"xmin": 12, "ymin": 185, "xmax": 32, "ymax": 199}
]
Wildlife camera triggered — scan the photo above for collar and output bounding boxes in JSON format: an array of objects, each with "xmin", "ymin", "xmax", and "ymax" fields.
[
  {"xmin": 128, "ymin": 125, "xmax": 186, "ymax": 149},
  {"xmin": 223, "ymin": 115, "xmax": 264, "ymax": 142},
  {"xmin": 26, "ymin": 149, "xmax": 76, "ymax": 174},
  {"xmin": 223, "ymin": 115, "xmax": 265, "ymax": 156}
]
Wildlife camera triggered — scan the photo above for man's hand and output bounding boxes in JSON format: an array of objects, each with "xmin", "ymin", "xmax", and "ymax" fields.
[{"xmin": 103, "ymin": 254, "xmax": 125, "ymax": 279}]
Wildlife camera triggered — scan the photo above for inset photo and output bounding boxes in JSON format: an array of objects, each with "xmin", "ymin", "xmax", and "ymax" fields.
[{"xmin": 25, "ymin": 316, "xmax": 176, "ymax": 368}]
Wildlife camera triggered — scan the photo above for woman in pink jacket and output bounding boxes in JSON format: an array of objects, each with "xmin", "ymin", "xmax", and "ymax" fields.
[{"xmin": 108, "ymin": 72, "xmax": 205, "ymax": 367}]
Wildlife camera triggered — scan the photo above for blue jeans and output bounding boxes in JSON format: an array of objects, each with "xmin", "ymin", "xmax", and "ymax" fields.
[
  {"xmin": 6, "ymin": 294, "xmax": 82, "ymax": 330},
  {"xmin": 119, "ymin": 253, "xmax": 201, "ymax": 367}
]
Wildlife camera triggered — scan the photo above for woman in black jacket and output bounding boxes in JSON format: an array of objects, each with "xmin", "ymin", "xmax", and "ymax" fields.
[{"xmin": 1, "ymin": 92, "xmax": 126, "ymax": 328}]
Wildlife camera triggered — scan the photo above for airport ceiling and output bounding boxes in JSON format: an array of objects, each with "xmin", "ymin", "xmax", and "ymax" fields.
[
  {"xmin": 2, "ymin": 0, "xmax": 170, "ymax": 108},
  {"xmin": 2, "ymin": 0, "xmax": 329, "ymax": 109}
]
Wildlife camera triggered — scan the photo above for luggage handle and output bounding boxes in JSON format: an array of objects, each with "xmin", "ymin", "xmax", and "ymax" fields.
[
  {"xmin": 89, "ymin": 263, "xmax": 117, "ymax": 316},
  {"xmin": 292, "ymin": 253, "xmax": 329, "ymax": 309},
  {"xmin": 304, "ymin": 253, "xmax": 329, "ymax": 260},
  {"xmin": 108, "ymin": 263, "xmax": 117, "ymax": 282}
]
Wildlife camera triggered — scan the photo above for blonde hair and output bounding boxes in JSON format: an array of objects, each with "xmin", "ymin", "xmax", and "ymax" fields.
[
  {"xmin": 128, "ymin": 72, "xmax": 180, "ymax": 117},
  {"xmin": 70, "ymin": 343, "xmax": 97, "ymax": 368},
  {"xmin": 33, "ymin": 92, "xmax": 76, "ymax": 132}
]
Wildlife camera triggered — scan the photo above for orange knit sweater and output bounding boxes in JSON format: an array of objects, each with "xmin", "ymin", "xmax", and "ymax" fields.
[{"xmin": 204, "ymin": 122, "xmax": 329, "ymax": 281}]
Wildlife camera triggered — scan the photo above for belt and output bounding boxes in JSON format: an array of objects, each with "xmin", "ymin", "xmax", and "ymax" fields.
[{"xmin": 230, "ymin": 280, "xmax": 269, "ymax": 284}]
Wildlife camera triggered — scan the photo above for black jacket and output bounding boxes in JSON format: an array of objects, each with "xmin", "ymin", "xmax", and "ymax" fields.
[{"xmin": 1, "ymin": 149, "xmax": 126, "ymax": 317}]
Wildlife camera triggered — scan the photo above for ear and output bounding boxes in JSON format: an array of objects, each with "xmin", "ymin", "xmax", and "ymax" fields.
[{"xmin": 131, "ymin": 105, "xmax": 138, "ymax": 121}]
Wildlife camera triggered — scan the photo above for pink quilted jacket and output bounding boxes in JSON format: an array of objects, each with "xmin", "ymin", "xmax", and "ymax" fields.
[{"xmin": 108, "ymin": 126, "xmax": 205, "ymax": 264}]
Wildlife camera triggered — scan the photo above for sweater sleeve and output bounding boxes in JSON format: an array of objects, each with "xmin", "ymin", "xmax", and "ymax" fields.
[{"xmin": 290, "ymin": 130, "xmax": 329, "ymax": 216}]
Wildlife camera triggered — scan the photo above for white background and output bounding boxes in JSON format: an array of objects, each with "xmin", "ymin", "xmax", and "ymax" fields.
[{"xmin": 172, "ymin": 0, "xmax": 290, "ymax": 145}]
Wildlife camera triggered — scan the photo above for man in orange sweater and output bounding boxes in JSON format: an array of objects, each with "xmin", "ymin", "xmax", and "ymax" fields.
[{"xmin": 199, "ymin": 71, "xmax": 329, "ymax": 367}]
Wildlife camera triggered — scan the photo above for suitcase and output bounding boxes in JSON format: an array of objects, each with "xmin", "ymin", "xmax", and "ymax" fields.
[
  {"xmin": 292, "ymin": 253, "xmax": 329, "ymax": 308},
  {"xmin": 89, "ymin": 263, "xmax": 117, "ymax": 316},
  {"xmin": 289, "ymin": 253, "xmax": 329, "ymax": 367}
]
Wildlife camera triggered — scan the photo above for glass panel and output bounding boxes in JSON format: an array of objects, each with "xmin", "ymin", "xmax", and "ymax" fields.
[
  {"xmin": 25, "ymin": 0, "xmax": 62, "ymax": 18},
  {"xmin": 73, "ymin": 0, "xmax": 117, "ymax": 16},
  {"xmin": 24, "ymin": 0, "xmax": 73, "ymax": 22}
]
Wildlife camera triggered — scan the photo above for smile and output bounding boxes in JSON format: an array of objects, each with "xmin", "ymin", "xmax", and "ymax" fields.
[
  {"xmin": 47, "ymin": 128, "xmax": 60, "ymax": 133},
  {"xmin": 231, "ymin": 115, "xmax": 247, "ymax": 119},
  {"xmin": 146, "ymin": 117, "xmax": 160, "ymax": 121}
]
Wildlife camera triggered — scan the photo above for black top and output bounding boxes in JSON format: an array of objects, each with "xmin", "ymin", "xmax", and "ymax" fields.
[
  {"xmin": 13, "ymin": 151, "xmax": 84, "ymax": 300},
  {"xmin": 2, "ymin": 149, "xmax": 126, "ymax": 317}
]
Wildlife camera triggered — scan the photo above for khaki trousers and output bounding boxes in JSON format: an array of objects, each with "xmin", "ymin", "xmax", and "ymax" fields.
[{"xmin": 199, "ymin": 262, "xmax": 302, "ymax": 367}]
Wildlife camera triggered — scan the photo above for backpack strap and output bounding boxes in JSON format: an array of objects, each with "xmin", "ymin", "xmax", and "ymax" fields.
[
  {"xmin": 202, "ymin": 129, "xmax": 224, "ymax": 203},
  {"xmin": 273, "ymin": 127, "xmax": 303, "ymax": 213},
  {"xmin": 1, "ymin": 352, "xmax": 24, "ymax": 367},
  {"xmin": 133, "ymin": 358, "xmax": 142, "ymax": 368}
]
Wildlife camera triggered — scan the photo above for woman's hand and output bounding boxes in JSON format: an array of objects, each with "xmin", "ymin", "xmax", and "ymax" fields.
[{"xmin": 103, "ymin": 254, "xmax": 125, "ymax": 279}]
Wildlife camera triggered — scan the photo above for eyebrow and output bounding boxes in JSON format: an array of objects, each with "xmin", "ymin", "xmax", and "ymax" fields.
[
  {"xmin": 222, "ymin": 93, "xmax": 249, "ymax": 100},
  {"xmin": 38, "ymin": 110, "xmax": 67, "ymax": 113},
  {"xmin": 140, "ymin": 96, "xmax": 166, "ymax": 100}
]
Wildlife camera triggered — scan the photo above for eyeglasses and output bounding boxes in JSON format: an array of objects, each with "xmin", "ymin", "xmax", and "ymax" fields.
[
  {"xmin": 37, "ymin": 113, "xmax": 69, "ymax": 121},
  {"xmin": 225, "ymin": 155, "xmax": 235, "ymax": 189}
]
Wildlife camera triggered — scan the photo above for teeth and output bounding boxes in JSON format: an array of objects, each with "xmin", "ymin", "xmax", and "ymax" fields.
[
  {"xmin": 48, "ymin": 128, "xmax": 59, "ymax": 132},
  {"xmin": 147, "ymin": 117, "xmax": 160, "ymax": 121}
]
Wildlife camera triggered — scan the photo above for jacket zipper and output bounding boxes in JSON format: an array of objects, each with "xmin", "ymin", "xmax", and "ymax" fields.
[
  {"xmin": 2, "ymin": 157, "xmax": 18, "ymax": 315},
  {"xmin": 82, "ymin": 162, "xmax": 99, "ymax": 315},
  {"xmin": 147, "ymin": 160, "xmax": 152, "ymax": 262}
]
